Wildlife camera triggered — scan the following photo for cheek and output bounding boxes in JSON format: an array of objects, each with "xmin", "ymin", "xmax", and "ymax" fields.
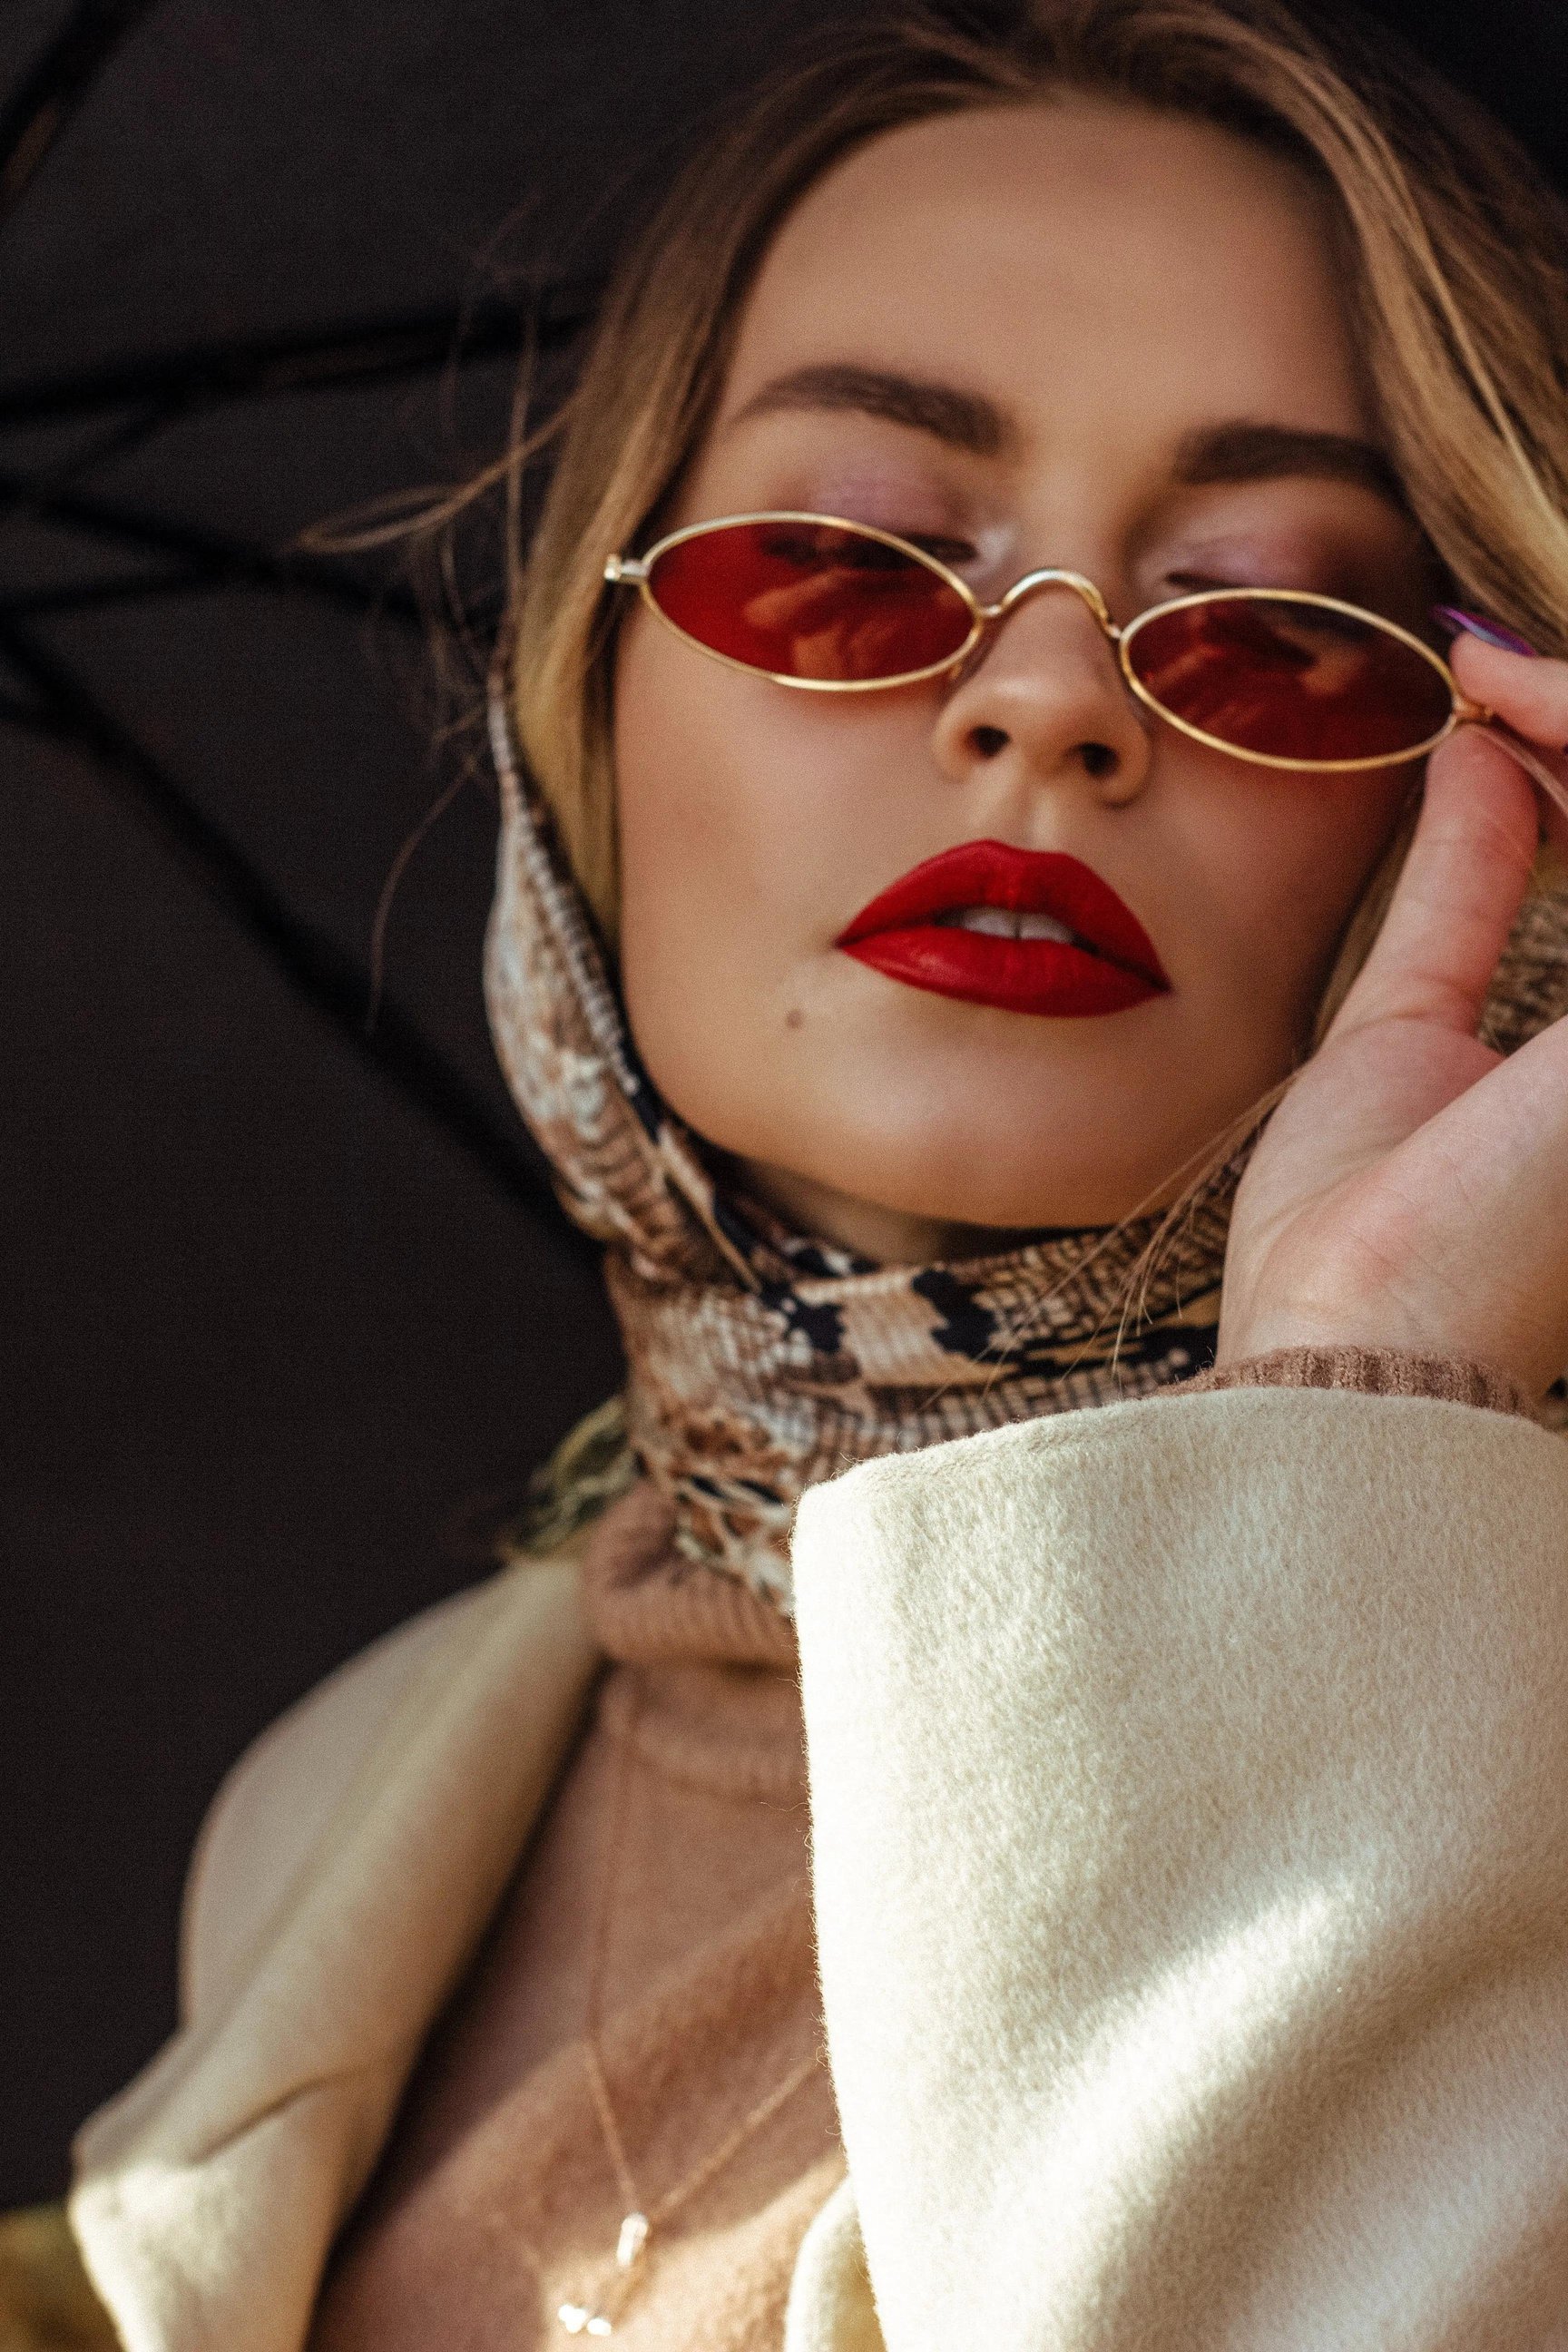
[
  {"xmin": 1174, "ymin": 764, "xmax": 1413, "ymax": 1017},
  {"xmin": 612, "ymin": 612, "xmax": 824, "ymax": 980},
  {"xmin": 611, "ymin": 610, "xmax": 922, "ymax": 1106}
]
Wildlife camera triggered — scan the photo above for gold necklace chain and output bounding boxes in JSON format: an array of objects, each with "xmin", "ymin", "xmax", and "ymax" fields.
[{"xmin": 533, "ymin": 1672, "xmax": 824, "ymax": 2338}]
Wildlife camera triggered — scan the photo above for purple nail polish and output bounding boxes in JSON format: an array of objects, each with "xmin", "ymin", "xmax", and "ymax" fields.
[{"xmin": 1432, "ymin": 603, "xmax": 1541, "ymax": 657}]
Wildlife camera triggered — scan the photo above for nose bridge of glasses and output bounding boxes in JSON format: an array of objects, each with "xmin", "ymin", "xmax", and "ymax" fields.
[{"xmin": 980, "ymin": 568, "xmax": 1119, "ymax": 640}]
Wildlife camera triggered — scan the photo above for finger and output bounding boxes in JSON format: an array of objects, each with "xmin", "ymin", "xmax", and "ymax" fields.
[
  {"xmin": 1449, "ymin": 630, "xmax": 1568, "ymax": 749},
  {"xmin": 1324, "ymin": 726, "xmax": 1540, "ymax": 1043},
  {"xmin": 1376, "ymin": 1009, "xmax": 1568, "ymax": 1389},
  {"xmin": 1448, "ymin": 633, "xmax": 1568, "ymax": 857},
  {"xmin": 1477, "ymin": 721, "xmax": 1568, "ymax": 858}
]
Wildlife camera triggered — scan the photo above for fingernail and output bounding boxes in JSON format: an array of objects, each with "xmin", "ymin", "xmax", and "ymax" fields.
[{"xmin": 1432, "ymin": 604, "xmax": 1541, "ymax": 657}]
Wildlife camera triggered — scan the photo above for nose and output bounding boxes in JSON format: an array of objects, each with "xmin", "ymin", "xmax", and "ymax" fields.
[{"xmin": 930, "ymin": 574, "xmax": 1152, "ymax": 805}]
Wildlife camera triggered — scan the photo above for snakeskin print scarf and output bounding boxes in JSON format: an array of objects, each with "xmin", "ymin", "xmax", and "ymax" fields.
[{"xmin": 484, "ymin": 687, "xmax": 1568, "ymax": 1610}]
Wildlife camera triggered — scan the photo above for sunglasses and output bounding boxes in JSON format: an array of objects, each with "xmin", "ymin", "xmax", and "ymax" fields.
[{"xmin": 605, "ymin": 510, "xmax": 1568, "ymax": 806}]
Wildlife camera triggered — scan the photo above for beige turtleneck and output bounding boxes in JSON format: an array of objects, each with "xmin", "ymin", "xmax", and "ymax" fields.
[{"xmin": 306, "ymin": 1480, "xmax": 841, "ymax": 2352}]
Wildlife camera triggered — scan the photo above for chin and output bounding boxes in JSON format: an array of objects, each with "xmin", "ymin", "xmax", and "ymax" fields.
[
  {"xmin": 652, "ymin": 1036, "xmax": 1217, "ymax": 1240},
  {"xmin": 799, "ymin": 1127, "xmax": 1178, "ymax": 1236}
]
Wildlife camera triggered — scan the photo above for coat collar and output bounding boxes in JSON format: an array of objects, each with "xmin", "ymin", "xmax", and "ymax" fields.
[{"xmin": 69, "ymin": 1555, "xmax": 600, "ymax": 2352}]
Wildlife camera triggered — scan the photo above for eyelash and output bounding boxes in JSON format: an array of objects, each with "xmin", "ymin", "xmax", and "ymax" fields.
[
  {"xmin": 902, "ymin": 545, "xmax": 1248, "ymax": 596},
  {"xmin": 905, "ymin": 533, "xmax": 978, "ymax": 566}
]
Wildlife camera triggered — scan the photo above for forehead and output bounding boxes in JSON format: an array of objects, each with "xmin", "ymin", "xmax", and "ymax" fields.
[{"xmin": 718, "ymin": 99, "xmax": 1368, "ymax": 449}]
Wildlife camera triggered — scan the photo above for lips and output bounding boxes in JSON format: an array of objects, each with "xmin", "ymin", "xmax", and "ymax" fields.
[{"xmin": 835, "ymin": 838, "xmax": 1171, "ymax": 1018}]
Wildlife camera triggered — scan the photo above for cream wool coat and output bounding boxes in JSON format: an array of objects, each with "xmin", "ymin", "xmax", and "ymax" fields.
[{"xmin": 68, "ymin": 1380, "xmax": 1568, "ymax": 2350}]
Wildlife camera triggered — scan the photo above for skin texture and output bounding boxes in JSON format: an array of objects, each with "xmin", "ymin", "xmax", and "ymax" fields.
[{"xmin": 612, "ymin": 98, "xmax": 1568, "ymax": 1396}]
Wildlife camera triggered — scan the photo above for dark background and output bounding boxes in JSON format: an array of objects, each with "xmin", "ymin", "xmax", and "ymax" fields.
[{"xmin": 4, "ymin": 0, "xmax": 1564, "ymax": 2211}]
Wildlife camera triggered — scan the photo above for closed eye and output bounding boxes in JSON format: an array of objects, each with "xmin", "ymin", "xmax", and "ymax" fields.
[
  {"xmin": 758, "ymin": 524, "xmax": 976, "ymax": 573},
  {"xmin": 1163, "ymin": 570, "xmax": 1253, "ymax": 594},
  {"xmin": 908, "ymin": 534, "xmax": 979, "ymax": 568}
]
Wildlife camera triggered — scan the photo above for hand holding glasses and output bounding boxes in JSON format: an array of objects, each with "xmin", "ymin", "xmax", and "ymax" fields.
[{"xmin": 604, "ymin": 510, "xmax": 1568, "ymax": 825}]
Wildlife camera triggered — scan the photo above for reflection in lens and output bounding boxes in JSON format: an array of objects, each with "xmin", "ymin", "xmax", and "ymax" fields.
[
  {"xmin": 1126, "ymin": 594, "xmax": 1453, "ymax": 763},
  {"xmin": 648, "ymin": 520, "xmax": 973, "ymax": 682}
]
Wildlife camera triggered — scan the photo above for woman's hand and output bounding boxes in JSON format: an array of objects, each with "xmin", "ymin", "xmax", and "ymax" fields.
[{"xmin": 1215, "ymin": 631, "xmax": 1568, "ymax": 1399}]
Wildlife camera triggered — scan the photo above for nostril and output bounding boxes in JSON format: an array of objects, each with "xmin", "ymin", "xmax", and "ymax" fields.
[
  {"xmin": 1081, "ymin": 741, "xmax": 1118, "ymax": 779},
  {"xmin": 971, "ymin": 724, "xmax": 1008, "ymax": 760}
]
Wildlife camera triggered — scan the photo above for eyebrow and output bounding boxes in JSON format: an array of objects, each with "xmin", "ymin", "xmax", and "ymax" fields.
[
  {"xmin": 725, "ymin": 363, "xmax": 1407, "ymax": 510},
  {"xmin": 1171, "ymin": 419, "xmax": 1408, "ymax": 511},
  {"xmin": 725, "ymin": 363, "xmax": 1015, "ymax": 459}
]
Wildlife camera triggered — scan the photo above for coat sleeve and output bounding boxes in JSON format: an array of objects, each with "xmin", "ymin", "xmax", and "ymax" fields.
[{"xmin": 790, "ymin": 1381, "xmax": 1568, "ymax": 2352}]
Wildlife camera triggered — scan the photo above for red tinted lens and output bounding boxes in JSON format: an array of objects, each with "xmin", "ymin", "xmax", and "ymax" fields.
[
  {"xmin": 645, "ymin": 519, "xmax": 974, "ymax": 682},
  {"xmin": 1126, "ymin": 594, "xmax": 1454, "ymax": 763}
]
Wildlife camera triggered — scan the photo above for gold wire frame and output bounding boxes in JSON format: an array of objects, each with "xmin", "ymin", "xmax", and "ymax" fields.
[{"xmin": 604, "ymin": 508, "xmax": 1485, "ymax": 774}]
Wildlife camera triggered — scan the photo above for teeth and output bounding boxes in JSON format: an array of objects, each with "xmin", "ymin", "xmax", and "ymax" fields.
[
  {"xmin": 936, "ymin": 906, "xmax": 1082, "ymax": 945},
  {"xmin": 944, "ymin": 905, "xmax": 1016, "ymax": 937}
]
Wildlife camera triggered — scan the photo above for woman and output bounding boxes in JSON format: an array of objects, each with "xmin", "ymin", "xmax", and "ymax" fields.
[{"xmin": 18, "ymin": 0, "xmax": 1568, "ymax": 2343}]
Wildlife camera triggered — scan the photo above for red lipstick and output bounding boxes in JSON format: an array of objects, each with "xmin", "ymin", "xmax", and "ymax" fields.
[{"xmin": 836, "ymin": 839, "xmax": 1170, "ymax": 1018}]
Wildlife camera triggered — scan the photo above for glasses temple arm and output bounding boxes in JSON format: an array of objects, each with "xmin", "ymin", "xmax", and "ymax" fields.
[{"xmin": 1467, "ymin": 715, "xmax": 1568, "ymax": 828}]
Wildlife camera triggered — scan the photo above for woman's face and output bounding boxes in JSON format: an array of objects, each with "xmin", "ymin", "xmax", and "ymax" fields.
[{"xmin": 612, "ymin": 98, "xmax": 1438, "ymax": 1262}]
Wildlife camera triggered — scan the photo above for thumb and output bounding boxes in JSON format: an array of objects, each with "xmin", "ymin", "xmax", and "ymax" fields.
[{"xmin": 1322, "ymin": 730, "xmax": 1539, "ymax": 1045}]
